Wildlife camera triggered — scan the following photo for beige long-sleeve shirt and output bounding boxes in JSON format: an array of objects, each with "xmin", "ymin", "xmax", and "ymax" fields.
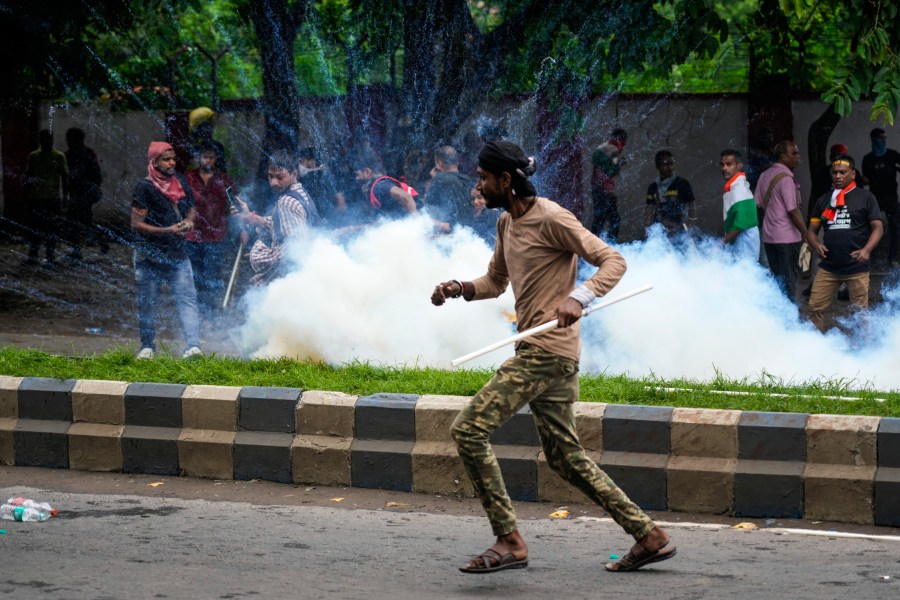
[{"xmin": 471, "ymin": 197, "xmax": 626, "ymax": 361}]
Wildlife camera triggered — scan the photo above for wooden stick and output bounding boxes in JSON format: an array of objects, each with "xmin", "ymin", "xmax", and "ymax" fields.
[{"xmin": 223, "ymin": 240, "xmax": 244, "ymax": 308}]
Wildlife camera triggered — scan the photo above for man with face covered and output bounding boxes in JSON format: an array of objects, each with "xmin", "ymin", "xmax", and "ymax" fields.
[
  {"xmin": 431, "ymin": 141, "xmax": 675, "ymax": 575},
  {"xmin": 806, "ymin": 154, "xmax": 883, "ymax": 331},
  {"xmin": 131, "ymin": 141, "xmax": 202, "ymax": 359},
  {"xmin": 861, "ymin": 128, "xmax": 900, "ymax": 267}
]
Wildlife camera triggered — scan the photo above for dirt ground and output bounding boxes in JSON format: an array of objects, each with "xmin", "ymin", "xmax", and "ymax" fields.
[
  {"xmin": 0, "ymin": 233, "xmax": 248, "ymax": 356},
  {"xmin": 0, "ymin": 232, "xmax": 897, "ymax": 358}
]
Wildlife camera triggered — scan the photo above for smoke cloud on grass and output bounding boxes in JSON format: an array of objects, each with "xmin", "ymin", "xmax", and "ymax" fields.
[
  {"xmin": 238, "ymin": 218, "xmax": 900, "ymax": 392},
  {"xmin": 238, "ymin": 215, "xmax": 516, "ymax": 369},
  {"xmin": 581, "ymin": 228, "xmax": 900, "ymax": 391}
]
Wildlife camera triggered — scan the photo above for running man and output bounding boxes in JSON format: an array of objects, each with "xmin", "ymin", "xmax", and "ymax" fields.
[{"xmin": 431, "ymin": 141, "xmax": 675, "ymax": 574}]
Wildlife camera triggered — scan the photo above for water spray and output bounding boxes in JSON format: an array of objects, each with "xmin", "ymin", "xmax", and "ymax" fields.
[{"xmin": 451, "ymin": 284, "xmax": 653, "ymax": 367}]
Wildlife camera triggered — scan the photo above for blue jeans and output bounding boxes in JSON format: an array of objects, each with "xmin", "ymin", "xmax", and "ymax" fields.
[
  {"xmin": 133, "ymin": 254, "xmax": 201, "ymax": 350},
  {"xmin": 186, "ymin": 241, "xmax": 227, "ymax": 319}
]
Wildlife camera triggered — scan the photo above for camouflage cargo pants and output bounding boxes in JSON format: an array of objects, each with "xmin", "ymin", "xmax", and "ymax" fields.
[{"xmin": 451, "ymin": 343, "xmax": 655, "ymax": 538}]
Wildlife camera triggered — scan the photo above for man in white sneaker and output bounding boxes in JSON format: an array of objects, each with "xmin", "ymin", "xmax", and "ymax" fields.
[{"xmin": 131, "ymin": 141, "xmax": 204, "ymax": 359}]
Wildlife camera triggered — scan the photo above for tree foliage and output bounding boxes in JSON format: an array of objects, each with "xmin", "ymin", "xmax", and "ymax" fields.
[
  {"xmin": 7, "ymin": 0, "xmax": 900, "ymax": 146},
  {"xmin": 0, "ymin": 1, "xmax": 135, "ymax": 107},
  {"xmin": 85, "ymin": 0, "xmax": 261, "ymax": 109},
  {"xmin": 814, "ymin": 0, "xmax": 900, "ymax": 124}
]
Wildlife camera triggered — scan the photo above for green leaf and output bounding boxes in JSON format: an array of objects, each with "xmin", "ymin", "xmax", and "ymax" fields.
[
  {"xmin": 835, "ymin": 94, "xmax": 847, "ymax": 116},
  {"xmin": 892, "ymin": 87, "xmax": 900, "ymax": 110}
]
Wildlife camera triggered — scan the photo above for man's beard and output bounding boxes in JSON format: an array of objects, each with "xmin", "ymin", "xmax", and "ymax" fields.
[{"xmin": 483, "ymin": 191, "xmax": 509, "ymax": 211}]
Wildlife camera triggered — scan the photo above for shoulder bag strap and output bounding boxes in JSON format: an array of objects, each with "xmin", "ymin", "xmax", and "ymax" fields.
[{"xmin": 762, "ymin": 172, "xmax": 790, "ymax": 211}]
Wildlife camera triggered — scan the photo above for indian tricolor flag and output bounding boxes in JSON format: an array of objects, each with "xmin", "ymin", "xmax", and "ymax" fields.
[{"xmin": 723, "ymin": 172, "xmax": 759, "ymax": 238}]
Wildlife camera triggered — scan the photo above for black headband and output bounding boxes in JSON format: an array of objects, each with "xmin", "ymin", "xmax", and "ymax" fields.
[{"xmin": 478, "ymin": 141, "xmax": 535, "ymax": 179}]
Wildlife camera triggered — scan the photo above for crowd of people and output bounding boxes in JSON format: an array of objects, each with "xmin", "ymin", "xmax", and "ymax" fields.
[
  {"xmin": 124, "ymin": 109, "xmax": 505, "ymax": 358},
  {"xmin": 13, "ymin": 112, "xmax": 898, "ymax": 576},
  {"xmin": 15, "ymin": 108, "xmax": 899, "ymax": 356},
  {"xmin": 588, "ymin": 126, "xmax": 893, "ymax": 333}
]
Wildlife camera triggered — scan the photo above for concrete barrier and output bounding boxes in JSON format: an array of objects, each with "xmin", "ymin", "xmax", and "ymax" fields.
[
  {"xmin": 2, "ymin": 376, "xmax": 897, "ymax": 526},
  {"xmin": 876, "ymin": 418, "xmax": 900, "ymax": 526},
  {"xmin": 734, "ymin": 411, "xmax": 808, "ymax": 519}
]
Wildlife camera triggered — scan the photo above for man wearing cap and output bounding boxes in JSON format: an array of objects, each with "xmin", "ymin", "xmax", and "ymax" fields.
[
  {"xmin": 431, "ymin": 140, "xmax": 675, "ymax": 575},
  {"xmin": 131, "ymin": 141, "xmax": 203, "ymax": 359},
  {"xmin": 862, "ymin": 128, "xmax": 900, "ymax": 267},
  {"xmin": 806, "ymin": 154, "xmax": 882, "ymax": 331},
  {"xmin": 188, "ymin": 107, "xmax": 227, "ymax": 174}
]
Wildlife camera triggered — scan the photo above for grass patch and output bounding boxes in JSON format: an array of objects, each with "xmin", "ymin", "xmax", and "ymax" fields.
[{"xmin": 1, "ymin": 346, "xmax": 898, "ymax": 417}]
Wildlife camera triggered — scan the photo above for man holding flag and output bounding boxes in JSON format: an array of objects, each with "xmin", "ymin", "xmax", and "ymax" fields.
[{"xmin": 719, "ymin": 149, "xmax": 760, "ymax": 261}]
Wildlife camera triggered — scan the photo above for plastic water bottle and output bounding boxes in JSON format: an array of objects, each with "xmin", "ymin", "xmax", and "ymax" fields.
[
  {"xmin": 0, "ymin": 503, "xmax": 49, "ymax": 522},
  {"xmin": 5, "ymin": 497, "xmax": 58, "ymax": 517}
]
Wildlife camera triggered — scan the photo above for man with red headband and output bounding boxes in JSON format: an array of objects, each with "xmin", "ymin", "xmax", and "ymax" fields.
[
  {"xmin": 803, "ymin": 143, "xmax": 850, "ymax": 299},
  {"xmin": 806, "ymin": 154, "xmax": 882, "ymax": 331},
  {"xmin": 131, "ymin": 141, "xmax": 202, "ymax": 359},
  {"xmin": 431, "ymin": 140, "xmax": 675, "ymax": 575}
]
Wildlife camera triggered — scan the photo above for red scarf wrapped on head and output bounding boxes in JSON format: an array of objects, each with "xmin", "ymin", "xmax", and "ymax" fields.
[{"xmin": 146, "ymin": 141, "xmax": 185, "ymax": 204}]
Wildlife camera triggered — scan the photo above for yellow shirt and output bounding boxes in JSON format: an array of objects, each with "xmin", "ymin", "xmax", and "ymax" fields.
[{"xmin": 471, "ymin": 197, "xmax": 626, "ymax": 361}]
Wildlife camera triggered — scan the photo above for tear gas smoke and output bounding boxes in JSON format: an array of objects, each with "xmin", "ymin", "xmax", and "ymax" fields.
[
  {"xmin": 238, "ymin": 215, "xmax": 516, "ymax": 369},
  {"xmin": 239, "ymin": 218, "xmax": 900, "ymax": 391}
]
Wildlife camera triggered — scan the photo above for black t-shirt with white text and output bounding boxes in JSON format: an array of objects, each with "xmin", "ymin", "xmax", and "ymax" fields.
[{"xmin": 812, "ymin": 187, "xmax": 881, "ymax": 275}]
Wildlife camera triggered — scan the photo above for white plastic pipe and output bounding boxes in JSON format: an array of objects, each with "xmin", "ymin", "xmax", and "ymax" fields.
[{"xmin": 450, "ymin": 284, "xmax": 653, "ymax": 367}]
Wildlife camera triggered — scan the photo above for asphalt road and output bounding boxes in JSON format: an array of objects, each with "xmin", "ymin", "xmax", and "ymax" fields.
[{"xmin": 1, "ymin": 467, "xmax": 898, "ymax": 599}]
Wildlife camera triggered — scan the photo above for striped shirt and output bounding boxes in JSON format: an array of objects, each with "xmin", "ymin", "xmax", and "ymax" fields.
[{"xmin": 249, "ymin": 182, "xmax": 310, "ymax": 285}]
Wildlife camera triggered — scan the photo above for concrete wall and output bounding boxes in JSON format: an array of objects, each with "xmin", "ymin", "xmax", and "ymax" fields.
[
  {"xmin": 2, "ymin": 375, "xmax": 898, "ymax": 527},
  {"xmin": 1, "ymin": 96, "xmax": 888, "ymax": 238}
]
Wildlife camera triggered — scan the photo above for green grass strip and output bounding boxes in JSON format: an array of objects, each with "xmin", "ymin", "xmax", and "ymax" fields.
[{"xmin": 1, "ymin": 346, "xmax": 898, "ymax": 417}]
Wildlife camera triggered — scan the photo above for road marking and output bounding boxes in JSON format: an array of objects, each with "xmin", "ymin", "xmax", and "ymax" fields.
[
  {"xmin": 647, "ymin": 386, "xmax": 886, "ymax": 403},
  {"xmin": 574, "ymin": 518, "xmax": 900, "ymax": 541},
  {"xmin": 775, "ymin": 528, "xmax": 900, "ymax": 542}
]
